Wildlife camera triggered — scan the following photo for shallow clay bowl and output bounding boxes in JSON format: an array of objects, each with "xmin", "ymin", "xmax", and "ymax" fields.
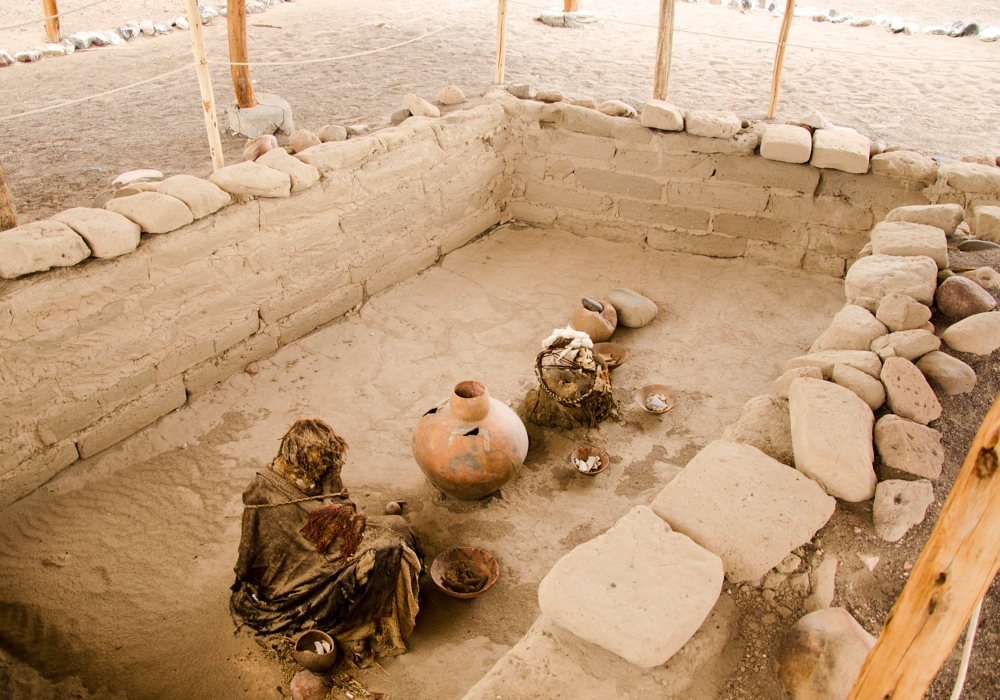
[
  {"xmin": 592, "ymin": 342, "xmax": 627, "ymax": 369},
  {"xmin": 431, "ymin": 547, "xmax": 500, "ymax": 599},
  {"xmin": 292, "ymin": 630, "xmax": 338, "ymax": 672},
  {"xmin": 635, "ymin": 384, "xmax": 676, "ymax": 414},
  {"xmin": 570, "ymin": 445, "xmax": 610, "ymax": 476}
]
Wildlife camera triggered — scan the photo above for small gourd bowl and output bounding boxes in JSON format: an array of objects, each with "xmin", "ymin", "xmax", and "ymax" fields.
[
  {"xmin": 292, "ymin": 630, "xmax": 338, "ymax": 672},
  {"xmin": 430, "ymin": 547, "xmax": 500, "ymax": 599},
  {"xmin": 635, "ymin": 384, "xmax": 676, "ymax": 414},
  {"xmin": 570, "ymin": 445, "xmax": 609, "ymax": 476},
  {"xmin": 591, "ymin": 342, "xmax": 627, "ymax": 369}
]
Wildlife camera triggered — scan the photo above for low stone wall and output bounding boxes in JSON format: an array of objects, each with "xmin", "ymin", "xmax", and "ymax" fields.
[
  {"xmin": 496, "ymin": 91, "xmax": 998, "ymax": 277},
  {"xmin": 0, "ymin": 104, "xmax": 507, "ymax": 508}
]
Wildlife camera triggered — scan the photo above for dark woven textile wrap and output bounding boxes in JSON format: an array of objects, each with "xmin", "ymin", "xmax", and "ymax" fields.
[{"xmin": 230, "ymin": 468, "xmax": 420, "ymax": 635}]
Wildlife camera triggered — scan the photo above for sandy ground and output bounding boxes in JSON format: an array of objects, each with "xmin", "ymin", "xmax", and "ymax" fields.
[
  {"xmin": 0, "ymin": 225, "xmax": 847, "ymax": 699},
  {"xmin": 1, "ymin": 0, "xmax": 999, "ymax": 224}
]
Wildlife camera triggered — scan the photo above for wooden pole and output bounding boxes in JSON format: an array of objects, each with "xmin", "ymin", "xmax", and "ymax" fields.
[
  {"xmin": 652, "ymin": 0, "xmax": 676, "ymax": 101},
  {"xmin": 227, "ymin": 0, "xmax": 256, "ymax": 108},
  {"xmin": 768, "ymin": 0, "xmax": 796, "ymax": 119},
  {"xmin": 0, "ymin": 158, "xmax": 18, "ymax": 232},
  {"xmin": 185, "ymin": 0, "xmax": 225, "ymax": 171},
  {"xmin": 495, "ymin": 0, "xmax": 509, "ymax": 85},
  {"xmin": 846, "ymin": 392, "xmax": 1000, "ymax": 700},
  {"xmin": 563, "ymin": 0, "xmax": 579, "ymax": 12},
  {"xmin": 42, "ymin": 0, "xmax": 60, "ymax": 43}
]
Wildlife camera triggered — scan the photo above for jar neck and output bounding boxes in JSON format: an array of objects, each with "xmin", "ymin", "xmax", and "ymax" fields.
[{"xmin": 450, "ymin": 380, "xmax": 490, "ymax": 422}]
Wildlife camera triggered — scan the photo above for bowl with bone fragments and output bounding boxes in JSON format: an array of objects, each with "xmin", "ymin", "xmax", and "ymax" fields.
[
  {"xmin": 570, "ymin": 445, "xmax": 609, "ymax": 476},
  {"xmin": 293, "ymin": 630, "xmax": 338, "ymax": 672},
  {"xmin": 636, "ymin": 385, "xmax": 676, "ymax": 414},
  {"xmin": 431, "ymin": 547, "xmax": 499, "ymax": 599}
]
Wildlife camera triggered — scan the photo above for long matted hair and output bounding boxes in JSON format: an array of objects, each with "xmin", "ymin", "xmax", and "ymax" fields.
[{"xmin": 271, "ymin": 418, "xmax": 349, "ymax": 494}]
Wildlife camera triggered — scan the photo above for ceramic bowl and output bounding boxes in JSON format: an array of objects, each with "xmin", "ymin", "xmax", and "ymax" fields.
[
  {"xmin": 292, "ymin": 630, "xmax": 338, "ymax": 672},
  {"xmin": 635, "ymin": 384, "xmax": 676, "ymax": 414},
  {"xmin": 592, "ymin": 342, "xmax": 627, "ymax": 369},
  {"xmin": 570, "ymin": 445, "xmax": 609, "ymax": 476},
  {"xmin": 430, "ymin": 547, "xmax": 500, "ymax": 599}
]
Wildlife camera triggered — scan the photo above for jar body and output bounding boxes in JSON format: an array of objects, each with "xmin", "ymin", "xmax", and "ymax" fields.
[{"xmin": 412, "ymin": 381, "xmax": 529, "ymax": 500}]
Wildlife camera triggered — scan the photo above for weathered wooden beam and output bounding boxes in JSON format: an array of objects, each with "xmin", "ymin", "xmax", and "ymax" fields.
[
  {"xmin": 495, "ymin": 0, "xmax": 509, "ymax": 85},
  {"xmin": 227, "ymin": 0, "xmax": 256, "ymax": 108},
  {"xmin": 0, "ymin": 158, "xmax": 18, "ymax": 232},
  {"xmin": 186, "ymin": 0, "xmax": 225, "ymax": 170},
  {"xmin": 42, "ymin": 0, "xmax": 60, "ymax": 43},
  {"xmin": 768, "ymin": 0, "xmax": 796, "ymax": 119},
  {"xmin": 563, "ymin": 0, "xmax": 579, "ymax": 12},
  {"xmin": 653, "ymin": 0, "xmax": 676, "ymax": 101},
  {"xmin": 847, "ymin": 392, "xmax": 1000, "ymax": 699}
]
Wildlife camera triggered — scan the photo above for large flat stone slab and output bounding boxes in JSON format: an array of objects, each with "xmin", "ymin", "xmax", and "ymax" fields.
[
  {"xmin": 869, "ymin": 220, "xmax": 948, "ymax": 269},
  {"xmin": 882, "ymin": 356, "xmax": 942, "ymax": 425},
  {"xmin": 884, "ymin": 204, "xmax": 964, "ymax": 235},
  {"xmin": 784, "ymin": 350, "xmax": 882, "ymax": 379},
  {"xmin": 874, "ymin": 414, "xmax": 944, "ymax": 479},
  {"xmin": 651, "ymin": 441, "xmax": 835, "ymax": 583},
  {"xmin": 760, "ymin": 124, "xmax": 812, "ymax": 164},
  {"xmin": 789, "ymin": 378, "xmax": 876, "ymax": 502},
  {"xmin": 538, "ymin": 506, "xmax": 724, "ymax": 667},
  {"xmin": 51, "ymin": 207, "xmax": 140, "ymax": 259},
  {"xmin": 845, "ymin": 254, "xmax": 938, "ymax": 305},
  {"xmin": 810, "ymin": 304, "xmax": 887, "ymax": 352},
  {"xmin": 0, "ymin": 220, "xmax": 90, "ymax": 279},
  {"xmin": 810, "ymin": 129, "xmax": 870, "ymax": 174}
]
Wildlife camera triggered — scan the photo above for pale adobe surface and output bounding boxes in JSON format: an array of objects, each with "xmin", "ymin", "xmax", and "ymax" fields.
[
  {"xmin": 0, "ymin": 226, "xmax": 844, "ymax": 699},
  {"xmin": 1, "ymin": 0, "xmax": 999, "ymax": 223}
]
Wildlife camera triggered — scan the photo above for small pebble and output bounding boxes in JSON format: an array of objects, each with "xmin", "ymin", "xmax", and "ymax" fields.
[
  {"xmin": 245, "ymin": 362, "xmax": 259, "ymax": 375},
  {"xmin": 385, "ymin": 501, "xmax": 402, "ymax": 515}
]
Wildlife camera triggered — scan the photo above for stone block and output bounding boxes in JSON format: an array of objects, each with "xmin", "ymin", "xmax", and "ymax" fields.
[
  {"xmin": 51, "ymin": 207, "xmax": 141, "ymax": 259},
  {"xmin": 651, "ymin": 440, "xmax": 835, "ymax": 583},
  {"xmin": 721, "ymin": 394, "xmax": 794, "ymax": 466},
  {"xmin": 0, "ymin": 440, "xmax": 79, "ymax": 510},
  {"xmin": 184, "ymin": 328, "xmax": 279, "ymax": 395},
  {"xmin": 646, "ymin": 229, "xmax": 746, "ymax": 258},
  {"xmin": 639, "ymin": 99, "xmax": 684, "ymax": 131},
  {"xmin": 276, "ymin": 283, "xmax": 363, "ymax": 345},
  {"xmin": 936, "ymin": 275, "xmax": 998, "ymax": 322},
  {"xmin": 916, "ymin": 351, "xmax": 976, "ymax": 395},
  {"xmin": 684, "ymin": 110, "xmax": 741, "ymax": 139},
  {"xmin": 574, "ymin": 168, "xmax": 661, "ymax": 200},
  {"xmin": 154, "ymin": 175, "xmax": 232, "ymax": 219},
  {"xmin": 745, "ymin": 241, "xmax": 807, "ymax": 269},
  {"xmin": 874, "ymin": 414, "xmax": 944, "ymax": 479},
  {"xmin": 784, "ymin": 350, "xmax": 882, "ymax": 379},
  {"xmin": 209, "ymin": 161, "xmax": 291, "ymax": 198},
  {"xmin": 540, "ymin": 103, "xmax": 652, "ymax": 144},
  {"xmin": 810, "ymin": 304, "xmax": 887, "ymax": 352},
  {"xmin": 807, "ymin": 228, "xmax": 871, "ymax": 257},
  {"xmin": 870, "ymin": 151, "xmax": 938, "ymax": 184},
  {"xmin": 802, "ymin": 251, "xmax": 846, "ymax": 277},
  {"xmin": 295, "ymin": 138, "xmax": 378, "ymax": 173},
  {"xmin": 844, "ymin": 254, "xmax": 938, "ymax": 305},
  {"xmin": 789, "ymin": 378, "xmax": 876, "ymax": 502},
  {"xmin": 974, "ymin": 205, "xmax": 1000, "ymax": 243},
  {"xmin": 256, "ymin": 148, "xmax": 320, "ymax": 192},
  {"xmin": 881, "ymin": 356, "xmax": 942, "ymax": 425},
  {"xmin": 760, "ymin": 124, "xmax": 813, "ymax": 165},
  {"xmin": 810, "ymin": 129, "xmax": 870, "ymax": 174},
  {"xmin": 712, "ymin": 214, "xmax": 806, "ymax": 246},
  {"xmin": 76, "ymin": 378, "xmax": 187, "ymax": 459},
  {"xmin": 769, "ymin": 194, "xmax": 873, "ymax": 231},
  {"xmin": 938, "ymin": 161, "xmax": 1000, "ymax": 195},
  {"xmin": 941, "ymin": 312, "xmax": 1000, "ymax": 355},
  {"xmin": 429, "ymin": 104, "xmax": 505, "ymax": 149},
  {"xmin": 0, "ymin": 221, "xmax": 90, "ymax": 279},
  {"xmin": 870, "ymin": 220, "xmax": 948, "ymax": 269},
  {"xmin": 157, "ymin": 305, "xmax": 260, "ymax": 381},
  {"xmin": 525, "ymin": 181, "xmax": 614, "ymax": 213},
  {"xmin": 226, "ymin": 102, "xmax": 285, "ymax": 138},
  {"xmin": 716, "ymin": 155, "xmax": 819, "ymax": 194},
  {"xmin": 873, "ymin": 479, "xmax": 934, "ymax": 542},
  {"xmin": 774, "ymin": 366, "xmax": 823, "ymax": 398},
  {"xmin": 618, "ymin": 200, "xmax": 709, "ymax": 230},
  {"xmin": 816, "ymin": 170, "xmax": 930, "ymax": 216},
  {"xmin": 603, "ymin": 288, "xmax": 657, "ymax": 328},
  {"xmin": 885, "ymin": 203, "xmax": 965, "ymax": 235},
  {"xmin": 538, "ymin": 506, "xmax": 723, "ymax": 667},
  {"xmin": 668, "ymin": 181, "xmax": 769, "ymax": 211},
  {"xmin": 508, "ymin": 201, "xmax": 557, "ymax": 225},
  {"xmin": 523, "ymin": 130, "xmax": 616, "ymax": 161},
  {"xmin": 875, "ymin": 292, "xmax": 933, "ymax": 332},
  {"xmin": 831, "ymin": 362, "xmax": 886, "ymax": 410},
  {"xmin": 653, "ymin": 128, "xmax": 759, "ymax": 156},
  {"xmin": 105, "ymin": 192, "xmax": 196, "ymax": 234},
  {"xmin": 870, "ymin": 329, "xmax": 940, "ymax": 361}
]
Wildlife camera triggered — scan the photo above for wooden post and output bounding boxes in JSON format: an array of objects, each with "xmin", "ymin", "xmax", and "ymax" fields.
[
  {"xmin": 846, "ymin": 392, "xmax": 1000, "ymax": 700},
  {"xmin": 563, "ymin": 0, "xmax": 579, "ymax": 11},
  {"xmin": 495, "ymin": 0, "xmax": 509, "ymax": 85},
  {"xmin": 186, "ymin": 0, "xmax": 225, "ymax": 171},
  {"xmin": 0, "ymin": 158, "xmax": 18, "ymax": 232},
  {"xmin": 42, "ymin": 0, "xmax": 60, "ymax": 43},
  {"xmin": 653, "ymin": 0, "xmax": 676, "ymax": 101},
  {"xmin": 227, "ymin": 0, "xmax": 256, "ymax": 108},
  {"xmin": 768, "ymin": 0, "xmax": 796, "ymax": 119}
]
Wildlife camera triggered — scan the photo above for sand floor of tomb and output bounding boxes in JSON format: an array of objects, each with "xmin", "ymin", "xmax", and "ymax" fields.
[{"xmin": 0, "ymin": 226, "xmax": 845, "ymax": 699}]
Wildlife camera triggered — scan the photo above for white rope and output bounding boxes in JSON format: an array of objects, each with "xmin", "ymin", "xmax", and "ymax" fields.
[
  {"xmin": 0, "ymin": 0, "xmax": 113, "ymax": 33},
  {"xmin": 506, "ymin": 0, "xmax": 1000, "ymax": 64},
  {"xmin": 0, "ymin": 63, "xmax": 195, "ymax": 122},
  {"xmin": 949, "ymin": 596, "xmax": 985, "ymax": 700}
]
